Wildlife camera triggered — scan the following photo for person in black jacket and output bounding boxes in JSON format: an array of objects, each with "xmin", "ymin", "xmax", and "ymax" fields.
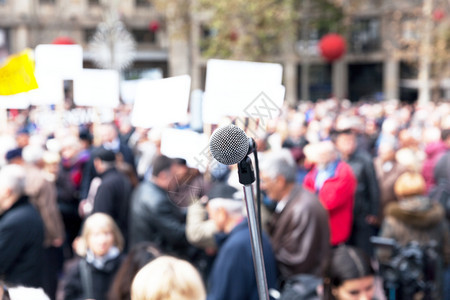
[
  {"xmin": 0, "ymin": 164, "xmax": 45, "ymax": 288},
  {"xmin": 64, "ymin": 213, "xmax": 124, "ymax": 300},
  {"xmin": 92, "ymin": 149, "xmax": 133, "ymax": 247},
  {"xmin": 80, "ymin": 123, "xmax": 136, "ymax": 200},
  {"xmin": 129, "ymin": 155, "xmax": 192, "ymax": 259},
  {"xmin": 334, "ymin": 129, "xmax": 381, "ymax": 255}
]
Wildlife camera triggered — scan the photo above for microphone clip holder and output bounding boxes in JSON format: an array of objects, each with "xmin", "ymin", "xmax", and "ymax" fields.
[{"xmin": 238, "ymin": 155, "xmax": 256, "ymax": 185}]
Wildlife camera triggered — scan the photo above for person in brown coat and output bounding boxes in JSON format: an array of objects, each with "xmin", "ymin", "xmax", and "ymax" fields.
[
  {"xmin": 22, "ymin": 145, "xmax": 65, "ymax": 300},
  {"xmin": 377, "ymin": 171, "xmax": 450, "ymax": 299},
  {"xmin": 378, "ymin": 172, "xmax": 449, "ymax": 263},
  {"xmin": 260, "ymin": 149, "xmax": 330, "ymax": 281},
  {"xmin": 22, "ymin": 145, "xmax": 65, "ymax": 247}
]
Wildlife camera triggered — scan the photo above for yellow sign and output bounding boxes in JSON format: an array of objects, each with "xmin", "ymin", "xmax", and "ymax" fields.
[{"xmin": 0, "ymin": 49, "xmax": 39, "ymax": 95}]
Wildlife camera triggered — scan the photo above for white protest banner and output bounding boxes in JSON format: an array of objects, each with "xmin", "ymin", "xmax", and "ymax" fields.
[
  {"xmin": 120, "ymin": 79, "xmax": 141, "ymax": 104},
  {"xmin": 203, "ymin": 59, "xmax": 285, "ymax": 124},
  {"xmin": 34, "ymin": 107, "xmax": 115, "ymax": 129},
  {"xmin": 28, "ymin": 71, "xmax": 64, "ymax": 105},
  {"xmin": 131, "ymin": 75, "xmax": 191, "ymax": 128},
  {"xmin": 160, "ymin": 128, "xmax": 209, "ymax": 172},
  {"xmin": 73, "ymin": 69, "xmax": 120, "ymax": 108},
  {"xmin": 120, "ymin": 69, "xmax": 164, "ymax": 104},
  {"xmin": 0, "ymin": 92, "xmax": 30, "ymax": 109},
  {"xmin": 34, "ymin": 44, "xmax": 83, "ymax": 80}
]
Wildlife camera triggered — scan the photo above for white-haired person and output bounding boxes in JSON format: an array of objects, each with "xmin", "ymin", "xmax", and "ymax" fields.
[
  {"xmin": 64, "ymin": 213, "xmax": 124, "ymax": 300},
  {"xmin": 0, "ymin": 164, "xmax": 45, "ymax": 288},
  {"xmin": 205, "ymin": 186, "xmax": 278, "ymax": 300},
  {"xmin": 131, "ymin": 256, "xmax": 206, "ymax": 300},
  {"xmin": 260, "ymin": 149, "xmax": 330, "ymax": 282}
]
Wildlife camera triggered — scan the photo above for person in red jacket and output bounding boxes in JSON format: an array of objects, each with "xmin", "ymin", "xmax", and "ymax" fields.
[{"xmin": 303, "ymin": 141, "xmax": 357, "ymax": 246}]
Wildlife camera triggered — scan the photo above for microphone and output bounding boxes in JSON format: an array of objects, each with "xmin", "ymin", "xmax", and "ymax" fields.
[
  {"xmin": 209, "ymin": 124, "xmax": 269, "ymax": 300},
  {"xmin": 209, "ymin": 124, "xmax": 255, "ymax": 165}
]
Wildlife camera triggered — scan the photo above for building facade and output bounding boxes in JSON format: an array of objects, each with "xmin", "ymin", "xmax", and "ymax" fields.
[
  {"xmin": 0, "ymin": 0, "xmax": 169, "ymax": 80},
  {"xmin": 0, "ymin": 0, "xmax": 447, "ymax": 104}
]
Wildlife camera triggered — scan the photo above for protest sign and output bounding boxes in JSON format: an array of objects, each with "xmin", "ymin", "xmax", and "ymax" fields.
[
  {"xmin": 34, "ymin": 107, "xmax": 115, "ymax": 129},
  {"xmin": 28, "ymin": 71, "xmax": 64, "ymax": 105},
  {"xmin": 120, "ymin": 79, "xmax": 141, "ymax": 104},
  {"xmin": 203, "ymin": 59, "xmax": 285, "ymax": 124},
  {"xmin": 160, "ymin": 128, "xmax": 209, "ymax": 172},
  {"xmin": 34, "ymin": 44, "xmax": 83, "ymax": 80},
  {"xmin": 131, "ymin": 75, "xmax": 191, "ymax": 128},
  {"xmin": 73, "ymin": 69, "xmax": 120, "ymax": 108},
  {"xmin": 0, "ymin": 92, "xmax": 30, "ymax": 109},
  {"xmin": 0, "ymin": 49, "xmax": 38, "ymax": 96}
]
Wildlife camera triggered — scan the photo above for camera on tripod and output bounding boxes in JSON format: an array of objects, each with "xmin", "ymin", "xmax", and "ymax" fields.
[{"xmin": 370, "ymin": 236, "xmax": 442, "ymax": 300}]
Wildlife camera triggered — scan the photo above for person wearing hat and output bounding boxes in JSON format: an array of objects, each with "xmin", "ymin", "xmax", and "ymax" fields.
[
  {"xmin": 15, "ymin": 127, "xmax": 30, "ymax": 149},
  {"xmin": 206, "ymin": 185, "xmax": 278, "ymax": 300},
  {"xmin": 185, "ymin": 182, "xmax": 237, "ymax": 251},
  {"xmin": 5, "ymin": 147, "xmax": 23, "ymax": 165},
  {"xmin": 377, "ymin": 171, "xmax": 449, "ymax": 299},
  {"xmin": 92, "ymin": 148, "xmax": 133, "ymax": 247}
]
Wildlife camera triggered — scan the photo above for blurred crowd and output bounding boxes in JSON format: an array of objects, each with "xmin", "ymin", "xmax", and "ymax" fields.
[{"xmin": 0, "ymin": 98, "xmax": 449, "ymax": 300}]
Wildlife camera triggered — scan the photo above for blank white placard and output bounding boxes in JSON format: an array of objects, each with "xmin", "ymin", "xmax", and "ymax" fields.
[
  {"xmin": 131, "ymin": 75, "xmax": 191, "ymax": 128},
  {"xmin": 73, "ymin": 69, "xmax": 120, "ymax": 108}
]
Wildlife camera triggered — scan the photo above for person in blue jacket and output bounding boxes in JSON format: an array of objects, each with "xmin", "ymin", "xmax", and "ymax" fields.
[{"xmin": 206, "ymin": 185, "xmax": 278, "ymax": 300}]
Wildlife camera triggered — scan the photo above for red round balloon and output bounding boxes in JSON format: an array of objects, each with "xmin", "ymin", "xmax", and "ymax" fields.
[
  {"xmin": 149, "ymin": 20, "xmax": 160, "ymax": 32},
  {"xmin": 433, "ymin": 9, "xmax": 445, "ymax": 22},
  {"xmin": 319, "ymin": 33, "xmax": 346, "ymax": 62},
  {"xmin": 52, "ymin": 36, "xmax": 76, "ymax": 45}
]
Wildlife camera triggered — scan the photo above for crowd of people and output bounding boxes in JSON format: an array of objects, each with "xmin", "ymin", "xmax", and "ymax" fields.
[{"xmin": 0, "ymin": 97, "xmax": 449, "ymax": 300}]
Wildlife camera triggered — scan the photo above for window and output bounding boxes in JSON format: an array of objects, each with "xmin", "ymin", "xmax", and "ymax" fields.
[
  {"xmin": 135, "ymin": 0, "xmax": 150, "ymax": 6},
  {"xmin": 297, "ymin": 64, "xmax": 332, "ymax": 102},
  {"xmin": 348, "ymin": 63, "xmax": 383, "ymax": 101},
  {"xmin": 401, "ymin": 18, "xmax": 420, "ymax": 44},
  {"xmin": 350, "ymin": 18, "xmax": 381, "ymax": 53},
  {"xmin": 309, "ymin": 64, "xmax": 332, "ymax": 101},
  {"xmin": 200, "ymin": 25, "xmax": 216, "ymax": 55},
  {"xmin": 295, "ymin": 26, "xmax": 328, "ymax": 56},
  {"xmin": 399, "ymin": 61, "xmax": 418, "ymax": 102},
  {"xmin": 84, "ymin": 28, "xmax": 96, "ymax": 43},
  {"xmin": 132, "ymin": 29, "xmax": 156, "ymax": 44}
]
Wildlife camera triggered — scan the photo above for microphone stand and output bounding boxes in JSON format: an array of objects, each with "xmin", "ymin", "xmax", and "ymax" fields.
[{"xmin": 238, "ymin": 155, "xmax": 270, "ymax": 300}]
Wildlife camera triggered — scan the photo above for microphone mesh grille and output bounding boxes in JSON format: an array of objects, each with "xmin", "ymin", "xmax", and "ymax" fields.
[{"xmin": 209, "ymin": 124, "xmax": 249, "ymax": 165}]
